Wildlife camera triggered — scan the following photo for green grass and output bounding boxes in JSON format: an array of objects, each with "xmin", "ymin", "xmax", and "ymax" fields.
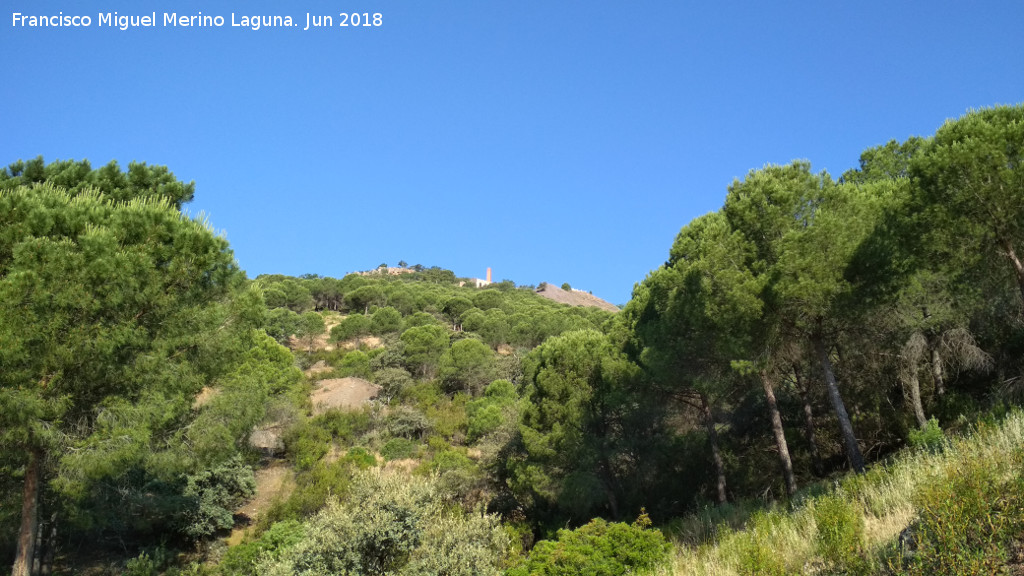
[{"xmin": 663, "ymin": 411, "xmax": 1024, "ymax": 575}]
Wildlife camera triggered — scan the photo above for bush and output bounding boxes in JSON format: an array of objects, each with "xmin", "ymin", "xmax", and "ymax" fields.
[
  {"xmin": 330, "ymin": 314, "xmax": 371, "ymax": 342},
  {"xmin": 370, "ymin": 307, "xmax": 403, "ymax": 335},
  {"xmin": 312, "ymin": 408, "xmax": 372, "ymax": 444},
  {"xmin": 258, "ymin": 472, "xmax": 507, "ymax": 576},
  {"xmin": 177, "ymin": 457, "xmax": 256, "ymax": 539},
  {"xmin": 260, "ymin": 460, "xmax": 354, "ymax": 527},
  {"xmin": 719, "ymin": 511, "xmax": 793, "ymax": 576},
  {"xmin": 336, "ymin": 349, "xmax": 372, "ymax": 379},
  {"xmin": 384, "ymin": 406, "xmax": 431, "ymax": 439},
  {"xmin": 218, "ymin": 520, "xmax": 305, "ymax": 576},
  {"xmin": 891, "ymin": 456, "xmax": 1024, "ymax": 575},
  {"xmin": 373, "ymin": 367, "xmax": 414, "ymax": 403},
  {"xmin": 814, "ymin": 495, "xmax": 868, "ymax": 573},
  {"xmin": 908, "ymin": 417, "xmax": 945, "ymax": 452},
  {"xmin": 285, "ymin": 422, "xmax": 331, "ymax": 471},
  {"xmin": 508, "ymin": 513, "xmax": 670, "ymax": 576},
  {"xmin": 339, "ymin": 447, "xmax": 378, "ymax": 469},
  {"xmin": 381, "ymin": 437, "xmax": 419, "ymax": 461}
]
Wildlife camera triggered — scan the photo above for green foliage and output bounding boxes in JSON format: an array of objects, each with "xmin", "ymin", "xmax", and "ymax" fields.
[
  {"xmin": 286, "ymin": 422, "xmax": 331, "ymax": 471},
  {"xmin": 124, "ymin": 545, "xmax": 176, "ymax": 576},
  {"xmin": 813, "ymin": 495, "xmax": 868, "ymax": 574},
  {"xmin": 438, "ymin": 338, "xmax": 496, "ymax": 395},
  {"xmin": 0, "ymin": 183, "xmax": 275, "ymax": 545},
  {"xmin": 1, "ymin": 156, "xmax": 196, "ymax": 207},
  {"xmin": 260, "ymin": 460, "xmax": 355, "ymax": 527},
  {"xmin": 908, "ymin": 417, "xmax": 945, "ymax": 452},
  {"xmin": 381, "ymin": 437, "xmax": 419, "ymax": 461},
  {"xmin": 512, "ymin": 330, "xmax": 644, "ymax": 519},
  {"xmin": 370, "ymin": 307, "xmax": 403, "ymax": 335},
  {"xmin": 218, "ymin": 520, "xmax": 306, "ymax": 576},
  {"xmin": 331, "ymin": 314, "xmax": 372, "ymax": 342},
  {"xmin": 258, "ymin": 471, "xmax": 506, "ymax": 576},
  {"xmin": 561, "ymin": 282, "xmax": 571, "ymax": 291},
  {"xmin": 471, "ymin": 289, "xmax": 503, "ymax": 311},
  {"xmin": 466, "ymin": 379, "xmax": 518, "ymax": 441},
  {"xmin": 340, "ymin": 447, "xmax": 378, "ymax": 469},
  {"xmin": 178, "ymin": 456, "xmax": 256, "ymax": 539},
  {"xmin": 265, "ymin": 307, "xmax": 301, "ymax": 344},
  {"xmin": 384, "ymin": 406, "xmax": 432, "ymax": 439},
  {"xmin": 424, "ymin": 393, "xmax": 469, "ymax": 441},
  {"xmin": 373, "ymin": 367, "xmax": 414, "ymax": 403},
  {"xmin": 338, "ymin": 350, "xmax": 372, "ymax": 379},
  {"xmin": 442, "ymin": 296, "xmax": 474, "ymax": 325},
  {"xmin": 312, "ymin": 408, "xmax": 372, "ymax": 444},
  {"xmin": 296, "ymin": 311, "xmax": 326, "ymax": 352},
  {"xmin": 508, "ymin": 514, "xmax": 670, "ymax": 576},
  {"xmin": 262, "ymin": 279, "xmax": 315, "ymax": 313},
  {"xmin": 891, "ymin": 455, "xmax": 1024, "ymax": 575},
  {"xmin": 403, "ymin": 311, "xmax": 442, "ymax": 330},
  {"xmin": 345, "ymin": 285, "xmax": 386, "ymax": 313},
  {"xmin": 400, "ymin": 325, "xmax": 450, "ymax": 377}
]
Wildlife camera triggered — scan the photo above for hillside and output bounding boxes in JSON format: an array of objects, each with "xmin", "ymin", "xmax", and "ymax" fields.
[{"xmin": 535, "ymin": 282, "xmax": 619, "ymax": 312}]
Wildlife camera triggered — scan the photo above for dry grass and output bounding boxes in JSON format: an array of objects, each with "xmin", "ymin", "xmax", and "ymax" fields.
[{"xmin": 663, "ymin": 411, "xmax": 1024, "ymax": 575}]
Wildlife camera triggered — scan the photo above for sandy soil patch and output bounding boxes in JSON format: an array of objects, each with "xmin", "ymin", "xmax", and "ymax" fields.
[
  {"xmin": 340, "ymin": 335, "xmax": 384, "ymax": 350},
  {"xmin": 193, "ymin": 386, "xmax": 219, "ymax": 409},
  {"xmin": 311, "ymin": 377, "xmax": 380, "ymax": 414},
  {"xmin": 304, "ymin": 360, "xmax": 333, "ymax": 378}
]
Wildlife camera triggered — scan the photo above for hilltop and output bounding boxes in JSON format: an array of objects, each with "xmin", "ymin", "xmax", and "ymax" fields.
[{"xmin": 535, "ymin": 282, "xmax": 619, "ymax": 312}]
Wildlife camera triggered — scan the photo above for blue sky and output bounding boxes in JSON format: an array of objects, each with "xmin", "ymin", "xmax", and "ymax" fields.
[{"xmin": 3, "ymin": 1, "xmax": 1022, "ymax": 305}]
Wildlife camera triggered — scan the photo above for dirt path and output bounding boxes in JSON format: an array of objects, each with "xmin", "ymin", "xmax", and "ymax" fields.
[{"xmin": 228, "ymin": 464, "xmax": 293, "ymax": 545}]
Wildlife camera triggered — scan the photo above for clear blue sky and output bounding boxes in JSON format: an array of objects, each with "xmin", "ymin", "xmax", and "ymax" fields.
[{"xmin": 4, "ymin": 1, "xmax": 1022, "ymax": 305}]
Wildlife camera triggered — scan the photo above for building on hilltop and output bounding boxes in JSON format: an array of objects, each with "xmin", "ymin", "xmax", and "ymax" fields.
[{"xmin": 460, "ymin": 268, "xmax": 493, "ymax": 288}]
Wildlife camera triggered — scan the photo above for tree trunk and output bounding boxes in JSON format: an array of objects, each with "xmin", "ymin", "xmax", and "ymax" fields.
[
  {"xmin": 40, "ymin": 513, "xmax": 57, "ymax": 576},
  {"xmin": 699, "ymin": 392, "xmax": 727, "ymax": 504},
  {"xmin": 794, "ymin": 366, "xmax": 824, "ymax": 477},
  {"xmin": 760, "ymin": 370, "xmax": 797, "ymax": 497},
  {"xmin": 599, "ymin": 460, "xmax": 621, "ymax": 520},
  {"xmin": 930, "ymin": 344, "xmax": 946, "ymax": 397},
  {"xmin": 12, "ymin": 448, "xmax": 41, "ymax": 576},
  {"xmin": 1004, "ymin": 239, "xmax": 1024, "ymax": 304},
  {"xmin": 812, "ymin": 328, "xmax": 866, "ymax": 473},
  {"xmin": 907, "ymin": 367, "xmax": 928, "ymax": 429}
]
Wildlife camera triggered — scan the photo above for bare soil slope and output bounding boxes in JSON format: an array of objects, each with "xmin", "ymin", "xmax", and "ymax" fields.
[
  {"xmin": 536, "ymin": 283, "xmax": 619, "ymax": 312},
  {"xmin": 311, "ymin": 377, "xmax": 379, "ymax": 414}
]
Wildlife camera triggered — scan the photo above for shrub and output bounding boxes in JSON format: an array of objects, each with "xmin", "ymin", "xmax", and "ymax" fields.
[
  {"xmin": 814, "ymin": 494, "xmax": 868, "ymax": 573},
  {"xmin": 373, "ymin": 367, "xmax": 414, "ymax": 403},
  {"xmin": 338, "ymin": 447, "xmax": 375, "ymax": 469},
  {"xmin": 177, "ymin": 457, "xmax": 256, "ymax": 539},
  {"xmin": 508, "ymin": 513, "xmax": 670, "ymax": 576},
  {"xmin": 330, "ymin": 314, "xmax": 371, "ymax": 342},
  {"xmin": 218, "ymin": 520, "xmax": 305, "ymax": 576},
  {"xmin": 908, "ymin": 417, "xmax": 945, "ymax": 452},
  {"xmin": 257, "ymin": 472, "xmax": 507, "ymax": 576},
  {"xmin": 260, "ymin": 461, "xmax": 353, "ymax": 528},
  {"xmin": 384, "ymin": 406, "xmax": 431, "ymax": 439},
  {"xmin": 720, "ymin": 511, "xmax": 793, "ymax": 576},
  {"xmin": 337, "ymin": 350, "xmax": 372, "ymax": 379},
  {"xmin": 891, "ymin": 456, "xmax": 1024, "ymax": 575},
  {"xmin": 381, "ymin": 437, "xmax": 418, "ymax": 461},
  {"xmin": 370, "ymin": 307, "xmax": 403, "ymax": 335},
  {"xmin": 425, "ymin": 394, "xmax": 469, "ymax": 441},
  {"xmin": 285, "ymin": 422, "xmax": 331, "ymax": 471},
  {"xmin": 312, "ymin": 408, "xmax": 372, "ymax": 444}
]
